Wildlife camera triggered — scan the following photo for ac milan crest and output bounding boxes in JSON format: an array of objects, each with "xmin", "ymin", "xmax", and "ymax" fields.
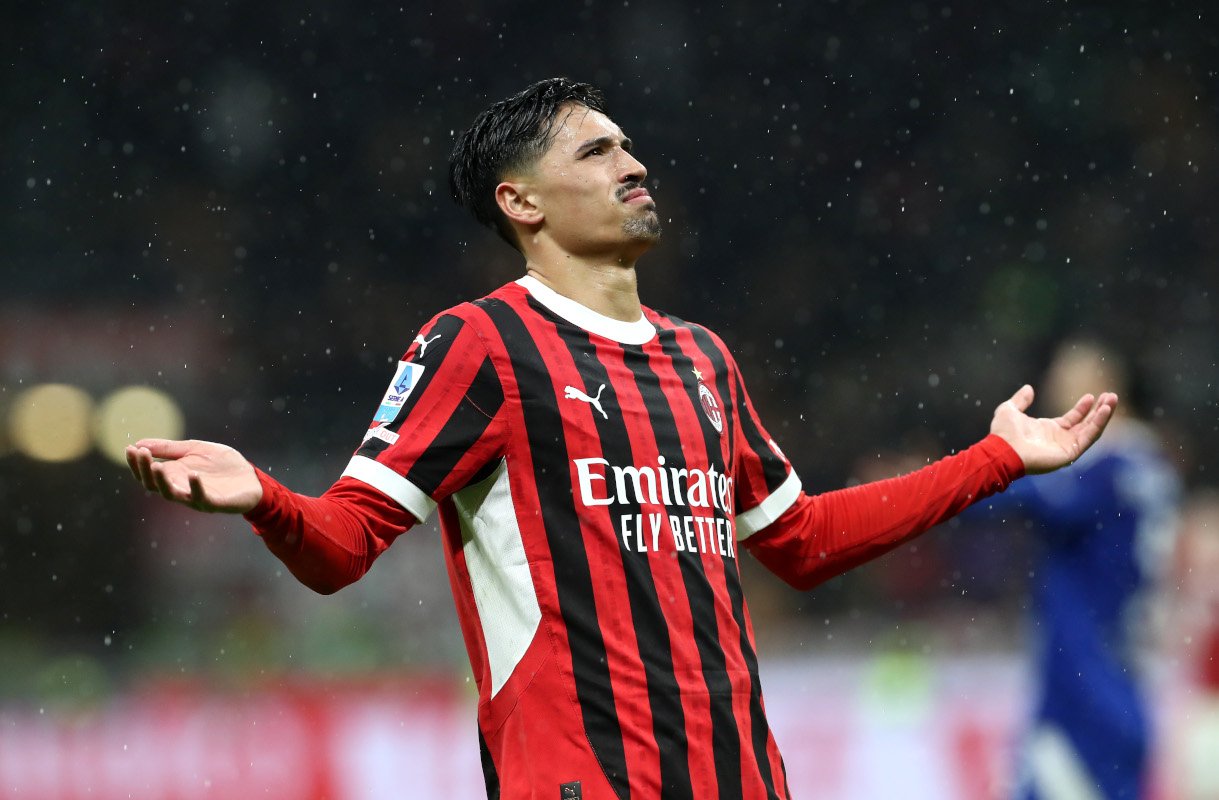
[{"xmin": 693, "ymin": 367, "xmax": 723, "ymax": 434}]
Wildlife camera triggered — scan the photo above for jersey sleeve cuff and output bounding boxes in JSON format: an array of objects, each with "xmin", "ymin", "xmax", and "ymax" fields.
[
  {"xmin": 242, "ymin": 467, "xmax": 293, "ymax": 533},
  {"xmin": 340, "ymin": 455, "xmax": 437, "ymax": 524},
  {"xmin": 736, "ymin": 470, "xmax": 802, "ymax": 540},
  {"xmin": 978, "ymin": 433, "xmax": 1027, "ymax": 487}
]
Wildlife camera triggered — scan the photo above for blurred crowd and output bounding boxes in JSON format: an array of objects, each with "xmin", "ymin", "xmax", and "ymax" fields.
[{"xmin": 1, "ymin": 0, "xmax": 1216, "ymax": 711}]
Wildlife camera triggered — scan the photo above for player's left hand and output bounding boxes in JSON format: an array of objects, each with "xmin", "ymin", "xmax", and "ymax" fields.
[{"xmin": 990, "ymin": 384, "xmax": 1119, "ymax": 475}]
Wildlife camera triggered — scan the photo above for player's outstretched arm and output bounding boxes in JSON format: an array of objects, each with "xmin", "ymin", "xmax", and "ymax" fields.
[
  {"xmin": 989, "ymin": 384, "xmax": 1119, "ymax": 475},
  {"xmin": 126, "ymin": 438, "xmax": 262, "ymax": 513}
]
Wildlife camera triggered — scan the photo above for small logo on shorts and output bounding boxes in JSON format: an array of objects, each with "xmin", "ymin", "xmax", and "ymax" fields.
[{"xmin": 559, "ymin": 781, "xmax": 582, "ymax": 799}]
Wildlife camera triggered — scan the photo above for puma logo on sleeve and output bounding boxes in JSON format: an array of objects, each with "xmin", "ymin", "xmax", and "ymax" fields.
[{"xmin": 413, "ymin": 333, "xmax": 443, "ymax": 357}]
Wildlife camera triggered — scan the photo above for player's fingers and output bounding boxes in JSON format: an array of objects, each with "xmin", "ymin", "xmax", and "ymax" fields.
[
  {"xmin": 1069, "ymin": 394, "xmax": 1116, "ymax": 455},
  {"xmin": 188, "ymin": 472, "xmax": 213, "ymax": 512},
  {"xmin": 134, "ymin": 447, "xmax": 160, "ymax": 491},
  {"xmin": 150, "ymin": 462, "xmax": 187, "ymax": 503},
  {"xmin": 1056, "ymin": 393, "xmax": 1096, "ymax": 429},
  {"xmin": 1078, "ymin": 392, "xmax": 1118, "ymax": 431},
  {"xmin": 1084, "ymin": 393, "xmax": 1117, "ymax": 435},
  {"xmin": 124, "ymin": 445, "xmax": 140, "ymax": 480},
  {"xmin": 1006, "ymin": 384, "xmax": 1035, "ymax": 413},
  {"xmin": 134, "ymin": 438, "xmax": 197, "ymax": 459},
  {"xmin": 126, "ymin": 445, "xmax": 151, "ymax": 487}
]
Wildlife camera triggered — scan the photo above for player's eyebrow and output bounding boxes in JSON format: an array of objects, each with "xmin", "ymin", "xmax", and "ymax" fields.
[{"xmin": 575, "ymin": 134, "xmax": 633, "ymax": 156}]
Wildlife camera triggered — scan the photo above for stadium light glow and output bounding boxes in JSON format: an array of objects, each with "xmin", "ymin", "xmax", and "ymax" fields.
[
  {"xmin": 10, "ymin": 384, "xmax": 95, "ymax": 462},
  {"xmin": 94, "ymin": 386, "xmax": 185, "ymax": 465}
]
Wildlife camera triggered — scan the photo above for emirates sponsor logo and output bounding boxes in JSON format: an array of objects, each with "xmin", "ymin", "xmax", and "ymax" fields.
[
  {"xmin": 573, "ymin": 456, "xmax": 733, "ymax": 513},
  {"xmin": 573, "ymin": 456, "xmax": 736, "ymax": 558}
]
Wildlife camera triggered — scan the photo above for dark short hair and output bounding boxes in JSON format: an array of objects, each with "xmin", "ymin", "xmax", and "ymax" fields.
[{"xmin": 449, "ymin": 78, "xmax": 607, "ymax": 251}]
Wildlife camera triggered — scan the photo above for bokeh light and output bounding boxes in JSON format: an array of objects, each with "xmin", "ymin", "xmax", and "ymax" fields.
[
  {"xmin": 94, "ymin": 386, "xmax": 185, "ymax": 465},
  {"xmin": 9, "ymin": 384, "xmax": 94, "ymax": 462}
]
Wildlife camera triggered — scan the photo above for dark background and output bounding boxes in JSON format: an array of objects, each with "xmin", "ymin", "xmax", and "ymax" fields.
[{"xmin": 2, "ymin": 1, "xmax": 1215, "ymax": 699}]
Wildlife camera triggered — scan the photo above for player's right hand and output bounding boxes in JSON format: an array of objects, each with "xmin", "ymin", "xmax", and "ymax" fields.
[{"xmin": 126, "ymin": 438, "xmax": 263, "ymax": 514}]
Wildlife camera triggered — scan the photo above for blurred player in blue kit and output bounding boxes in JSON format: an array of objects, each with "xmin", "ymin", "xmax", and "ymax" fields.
[{"xmin": 977, "ymin": 340, "xmax": 1181, "ymax": 800}]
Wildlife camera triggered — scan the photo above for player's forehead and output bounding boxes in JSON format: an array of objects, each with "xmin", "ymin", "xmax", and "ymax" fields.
[{"xmin": 547, "ymin": 104, "xmax": 627, "ymax": 152}]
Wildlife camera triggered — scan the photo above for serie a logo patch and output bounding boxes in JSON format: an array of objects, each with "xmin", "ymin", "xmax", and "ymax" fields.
[
  {"xmin": 373, "ymin": 360, "xmax": 425, "ymax": 423},
  {"xmin": 559, "ymin": 780, "xmax": 582, "ymax": 799}
]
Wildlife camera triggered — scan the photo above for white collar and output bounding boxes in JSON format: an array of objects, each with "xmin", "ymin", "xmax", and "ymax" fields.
[{"xmin": 516, "ymin": 275, "xmax": 656, "ymax": 345}]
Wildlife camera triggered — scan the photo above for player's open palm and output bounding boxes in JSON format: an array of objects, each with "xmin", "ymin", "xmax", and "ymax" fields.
[
  {"xmin": 990, "ymin": 384, "xmax": 1119, "ymax": 475},
  {"xmin": 125, "ymin": 438, "xmax": 262, "ymax": 513}
]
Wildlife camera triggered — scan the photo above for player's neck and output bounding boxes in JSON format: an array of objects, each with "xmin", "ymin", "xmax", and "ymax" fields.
[{"xmin": 524, "ymin": 256, "xmax": 643, "ymax": 323}]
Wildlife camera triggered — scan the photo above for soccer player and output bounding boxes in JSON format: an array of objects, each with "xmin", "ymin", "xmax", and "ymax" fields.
[
  {"xmin": 126, "ymin": 78, "xmax": 1118, "ymax": 799},
  {"xmin": 976, "ymin": 340, "xmax": 1180, "ymax": 800}
]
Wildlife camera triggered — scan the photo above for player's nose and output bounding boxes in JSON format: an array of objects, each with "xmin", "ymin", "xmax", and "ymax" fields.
[{"xmin": 619, "ymin": 150, "xmax": 647, "ymax": 184}]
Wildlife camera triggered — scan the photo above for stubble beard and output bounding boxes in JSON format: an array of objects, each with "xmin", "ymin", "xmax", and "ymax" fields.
[{"xmin": 623, "ymin": 209, "xmax": 662, "ymax": 242}]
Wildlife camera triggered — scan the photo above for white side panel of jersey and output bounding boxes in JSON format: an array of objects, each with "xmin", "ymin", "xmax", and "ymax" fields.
[{"xmin": 452, "ymin": 458, "xmax": 541, "ymax": 698}]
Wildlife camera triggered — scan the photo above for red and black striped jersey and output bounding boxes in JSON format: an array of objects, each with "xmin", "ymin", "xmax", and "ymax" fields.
[
  {"xmin": 345, "ymin": 276, "xmax": 799, "ymax": 799},
  {"xmin": 245, "ymin": 276, "xmax": 1025, "ymax": 799}
]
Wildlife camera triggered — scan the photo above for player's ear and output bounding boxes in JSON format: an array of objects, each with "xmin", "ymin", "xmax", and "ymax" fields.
[{"xmin": 495, "ymin": 180, "xmax": 543, "ymax": 228}]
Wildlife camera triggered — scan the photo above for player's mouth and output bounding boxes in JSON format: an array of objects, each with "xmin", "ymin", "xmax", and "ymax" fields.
[{"xmin": 620, "ymin": 187, "xmax": 653, "ymax": 206}]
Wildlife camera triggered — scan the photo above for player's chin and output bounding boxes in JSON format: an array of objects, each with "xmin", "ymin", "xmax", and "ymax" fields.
[{"xmin": 623, "ymin": 210, "xmax": 662, "ymax": 241}]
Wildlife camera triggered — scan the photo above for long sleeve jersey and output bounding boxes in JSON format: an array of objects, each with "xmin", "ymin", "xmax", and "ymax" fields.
[{"xmin": 245, "ymin": 276, "xmax": 1025, "ymax": 800}]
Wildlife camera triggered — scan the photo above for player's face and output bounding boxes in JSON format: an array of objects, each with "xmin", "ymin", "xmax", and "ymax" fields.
[{"xmin": 525, "ymin": 104, "xmax": 661, "ymax": 257}]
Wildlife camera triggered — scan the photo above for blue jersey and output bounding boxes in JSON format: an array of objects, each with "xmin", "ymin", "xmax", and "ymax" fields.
[{"xmin": 981, "ymin": 420, "xmax": 1180, "ymax": 800}]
